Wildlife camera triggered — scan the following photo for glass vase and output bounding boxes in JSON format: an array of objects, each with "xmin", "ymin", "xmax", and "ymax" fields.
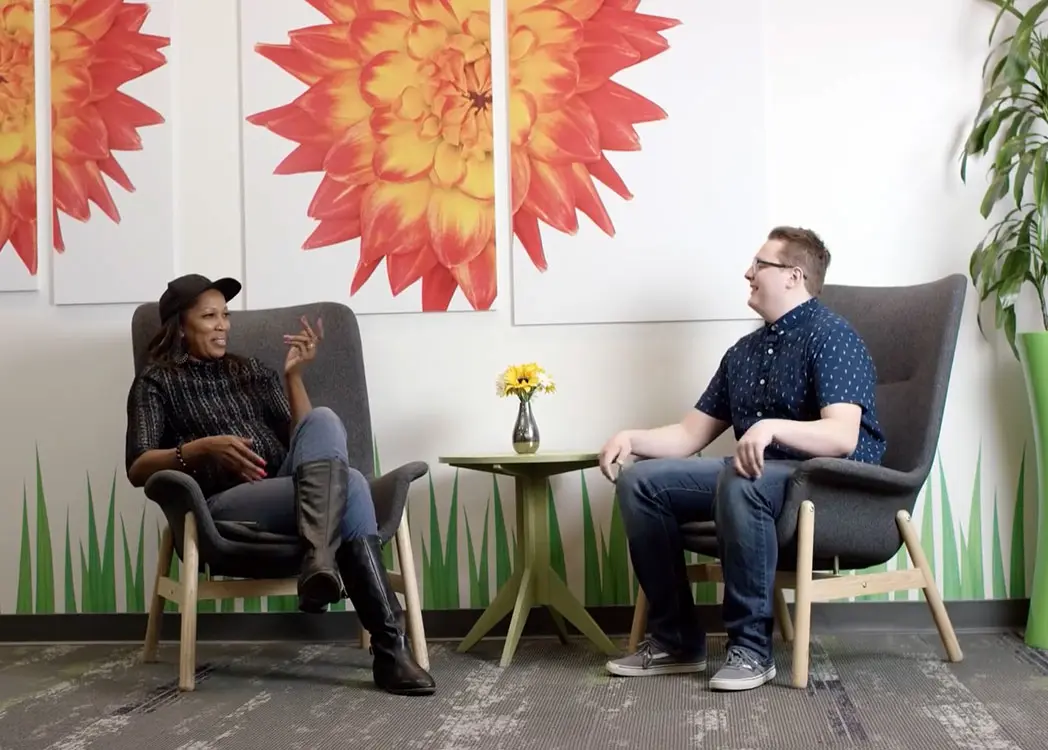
[{"xmin": 512, "ymin": 399, "xmax": 540, "ymax": 454}]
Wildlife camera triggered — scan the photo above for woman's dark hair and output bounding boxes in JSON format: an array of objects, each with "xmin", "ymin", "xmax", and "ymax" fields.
[{"xmin": 145, "ymin": 316, "xmax": 185, "ymax": 368}]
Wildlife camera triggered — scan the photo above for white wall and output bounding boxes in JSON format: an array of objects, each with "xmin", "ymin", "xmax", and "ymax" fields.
[{"xmin": 0, "ymin": 0, "xmax": 1035, "ymax": 612}]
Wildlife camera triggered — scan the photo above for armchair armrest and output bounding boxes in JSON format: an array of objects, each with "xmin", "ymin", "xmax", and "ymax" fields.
[
  {"xmin": 143, "ymin": 469, "xmax": 213, "ymax": 529},
  {"xmin": 143, "ymin": 469, "xmax": 248, "ymax": 564},
  {"xmin": 789, "ymin": 457, "xmax": 920, "ymax": 496},
  {"xmin": 777, "ymin": 458, "xmax": 926, "ymax": 570},
  {"xmin": 370, "ymin": 460, "xmax": 429, "ymax": 544}
]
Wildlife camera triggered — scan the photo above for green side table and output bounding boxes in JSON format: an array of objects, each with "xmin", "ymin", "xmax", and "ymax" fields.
[{"xmin": 438, "ymin": 451, "xmax": 621, "ymax": 666}]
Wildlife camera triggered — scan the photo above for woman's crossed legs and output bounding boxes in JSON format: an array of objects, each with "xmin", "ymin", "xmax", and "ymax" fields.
[{"xmin": 206, "ymin": 407, "xmax": 435, "ymax": 696}]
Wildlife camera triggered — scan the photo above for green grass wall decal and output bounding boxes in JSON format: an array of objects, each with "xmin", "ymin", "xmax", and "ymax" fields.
[
  {"xmin": 1011, "ymin": 447, "xmax": 1027, "ymax": 599},
  {"xmin": 4, "ymin": 443, "xmax": 1034, "ymax": 613},
  {"xmin": 63, "ymin": 510, "xmax": 76, "ymax": 614},
  {"xmin": 580, "ymin": 471, "xmax": 601, "ymax": 606},
  {"xmin": 34, "ymin": 448, "xmax": 54, "ymax": 614},
  {"xmin": 938, "ymin": 454, "xmax": 963, "ymax": 600},
  {"xmin": 919, "ymin": 481, "xmax": 936, "ymax": 601},
  {"xmin": 992, "ymin": 490, "xmax": 1008, "ymax": 599},
  {"xmin": 600, "ymin": 480, "xmax": 631, "ymax": 606},
  {"xmin": 465, "ymin": 496, "xmax": 491, "ymax": 608},
  {"xmin": 491, "ymin": 477, "xmax": 512, "ymax": 591},
  {"xmin": 16, "ymin": 485, "xmax": 31, "ymax": 614},
  {"xmin": 119, "ymin": 507, "xmax": 146, "ymax": 612},
  {"xmin": 548, "ymin": 482, "xmax": 567, "ymax": 585},
  {"xmin": 961, "ymin": 445, "xmax": 985, "ymax": 600},
  {"xmin": 420, "ymin": 471, "xmax": 461, "ymax": 610}
]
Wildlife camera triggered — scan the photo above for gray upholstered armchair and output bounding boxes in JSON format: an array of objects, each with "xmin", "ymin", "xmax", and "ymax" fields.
[
  {"xmin": 131, "ymin": 301, "xmax": 428, "ymax": 691},
  {"xmin": 627, "ymin": 274, "xmax": 968, "ymax": 689}
]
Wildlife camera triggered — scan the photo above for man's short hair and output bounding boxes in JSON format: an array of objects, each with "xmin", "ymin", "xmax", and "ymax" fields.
[{"xmin": 767, "ymin": 226, "xmax": 831, "ymax": 296}]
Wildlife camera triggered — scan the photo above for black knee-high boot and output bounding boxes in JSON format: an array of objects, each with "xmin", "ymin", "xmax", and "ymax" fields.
[
  {"xmin": 338, "ymin": 535, "xmax": 436, "ymax": 696},
  {"xmin": 295, "ymin": 460, "xmax": 348, "ymax": 612}
]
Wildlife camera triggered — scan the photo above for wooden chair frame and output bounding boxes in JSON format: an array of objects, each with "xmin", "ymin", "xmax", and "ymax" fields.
[
  {"xmin": 142, "ymin": 511, "xmax": 429, "ymax": 691},
  {"xmin": 627, "ymin": 501, "xmax": 963, "ymax": 688}
]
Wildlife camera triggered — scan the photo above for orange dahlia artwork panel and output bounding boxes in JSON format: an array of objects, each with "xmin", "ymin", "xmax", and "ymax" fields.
[
  {"xmin": 50, "ymin": 0, "xmax": 175, "ymax": 305},
  {"xmin": 242, "ymin": 0, "xmax": 501, "ymax": 314},
  {"xmin": 509, "ymin": 1, "xmax": 769, "ymax": 326},
  {"xmin": 0, "ymin": 0, "xmax": 38, "ymax": 291}
]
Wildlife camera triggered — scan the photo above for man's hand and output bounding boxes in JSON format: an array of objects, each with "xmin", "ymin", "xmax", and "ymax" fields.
[
  {"xmin": 734, "ymin": 421, "xmax": 775, "ymax": 479},
  {"xmin": 599, "ymin": 431, "xmax": 632, "ymax": 482},
  {"xmin": 186, "ymin": 436, "xmax": 267, "ymax": 483}
]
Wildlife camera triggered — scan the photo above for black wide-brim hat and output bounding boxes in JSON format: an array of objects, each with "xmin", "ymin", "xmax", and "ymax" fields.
[{"xmin": 158, "ymin": 274, "xmax": 242, "ymax": 324}]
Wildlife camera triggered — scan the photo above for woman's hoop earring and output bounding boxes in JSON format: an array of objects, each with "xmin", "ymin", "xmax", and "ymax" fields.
[{"xmin": 173, "ymin": 334, "xmax": 189, "ymax": 366}]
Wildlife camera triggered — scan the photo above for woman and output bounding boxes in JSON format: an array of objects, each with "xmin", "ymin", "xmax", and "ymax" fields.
[{"xmin": 125, "ymin": 273, "xmax": 435, "ymax": 697}]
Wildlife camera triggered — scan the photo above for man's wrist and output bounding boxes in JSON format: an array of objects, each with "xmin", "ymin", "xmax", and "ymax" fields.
[
  {"xmin": 762, "ymin": 418, "xmax": 785, "ymax": 441},
  {"xmin": 623, "ymin": 428, "xmax": 646, "ymax": 451}
]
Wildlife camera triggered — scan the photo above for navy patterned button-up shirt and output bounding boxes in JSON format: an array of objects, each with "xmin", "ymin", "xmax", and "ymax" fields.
[{"xmin": 696, "ymin": 297, "xmax": 886, "ymax": 464}]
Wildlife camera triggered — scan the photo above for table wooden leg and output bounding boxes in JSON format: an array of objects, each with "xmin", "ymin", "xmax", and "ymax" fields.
[
  {"xmin": 548, "ymin": 609, "xmax": 570, "ymax": 644},
  {"xmin": 457, "ymin": 468, "xmax": 619, "ymax": 665},
  {"xmin": 500, "ymin": 567, "xmax": 535, "ymax": 666},
  {"xmin": 546, "ymin": 572, "xmax": 619, "ymax": 657},
  {"xmin": 457, "ymin": 481, "xmax": 529, "ymax": 655},
  {"xmin": 457, "ymin": 568, "xmax": 523, "ymax": 653},
  {"xmin": 521, "ymin": 473, "xmax": 619, "ymax": 657},
  {"xmin": 494, "ymin": 477, "xmax": 542, "ymax": 665}
]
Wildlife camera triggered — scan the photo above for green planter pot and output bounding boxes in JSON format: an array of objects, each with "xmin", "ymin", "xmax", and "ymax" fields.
[{"xmin": 1018, "ymin": 331, "xmax": 1048, "ymax": 649}]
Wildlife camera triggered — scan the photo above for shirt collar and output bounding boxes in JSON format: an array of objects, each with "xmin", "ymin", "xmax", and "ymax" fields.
[{"xmin": 766, "ymin": 297, "xmax": 820, "ymax": 333}]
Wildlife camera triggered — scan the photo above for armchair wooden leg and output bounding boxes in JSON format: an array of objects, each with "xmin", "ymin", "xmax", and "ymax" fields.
[
  {"xmin": 774, "ymin": 586, "xmax": 794, "ymax": 643},
  {"xmin": 897, "ymin": 510, "xmax": 963, "ymax": 662},
  {"xmin": 179, "ymin": 513, "xmax": 200, "ymax": 692},
  {"xmin": 628, "ymin": 587, "xmax": 648, "ymax": 653},
  {"xmin": 791, "ymin": 500, "xmax": 815, "ymax": 689},
  {"xmin": 395, "ymin": 515, "xmax": 429, "ymax": 671},
  {"xmin": 143, "ymin": 526, "xmax": 174, "ymax": 663}
]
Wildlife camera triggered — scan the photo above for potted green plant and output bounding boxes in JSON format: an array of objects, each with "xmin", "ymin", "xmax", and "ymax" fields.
[{"xmin": 963, "ymin": 0, "xmax": 1048, "ymax": 648}]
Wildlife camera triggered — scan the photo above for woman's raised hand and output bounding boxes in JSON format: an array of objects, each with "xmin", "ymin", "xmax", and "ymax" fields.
[{"xmin": 284, "ymin": 315, "xmax": 323, "ymax": 376}]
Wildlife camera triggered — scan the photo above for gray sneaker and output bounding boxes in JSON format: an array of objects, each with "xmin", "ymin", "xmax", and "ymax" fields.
[
  {"xmin": 606, "ymin": 639, "xmax": 707, "ymax": 677},
  {"xmin": 708, "ymin": 645, "xmax": 776, "ymax": 691}
]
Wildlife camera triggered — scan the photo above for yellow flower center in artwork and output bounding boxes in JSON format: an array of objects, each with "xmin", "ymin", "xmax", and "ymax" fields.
[
  {"xmin": 379, "ymin": 13, "xmax": 494, "ymax": 184},
  {"xmin": 417, "ymin": 39, "xmax": 493, "ymax": 159},
  {"xmin": 0, "ymin": 2, "xmax": 35, "ymax": 165}
]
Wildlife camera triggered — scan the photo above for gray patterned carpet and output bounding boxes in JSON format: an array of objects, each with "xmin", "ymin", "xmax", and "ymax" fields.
[{"xmin": 0, "ymin": 631, "xmax": 1046, "ymax": 749}]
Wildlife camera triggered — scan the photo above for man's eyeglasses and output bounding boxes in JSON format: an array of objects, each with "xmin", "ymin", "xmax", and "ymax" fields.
[{"xmin": 750, "ymin": 257, "xmax": 807, "ymax": 279}]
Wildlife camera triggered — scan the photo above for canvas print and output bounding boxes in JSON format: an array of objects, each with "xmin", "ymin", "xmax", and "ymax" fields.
[
  {"xmin": 50, "ymin": 0, "xmax": 174, "ymax": 306},
  {"xmin": 509, "ymin": 0, "xmax": 769, "ymax": 325},
  {"xmin": 0, "ymin": 0, "xmax": 38, "ymax": 291},
  {"xmin": 241, "ymin": 0, "xmax": 499, "ymax": 314}
]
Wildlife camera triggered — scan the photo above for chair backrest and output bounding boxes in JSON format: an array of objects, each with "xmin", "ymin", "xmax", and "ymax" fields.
[
  {"xmin": 818, "ymin": 274, "xmax": 966, "ymax": 477},
  {"xmin": 130, "ymin": 301, "xmax": 376, "ymax": 477}
]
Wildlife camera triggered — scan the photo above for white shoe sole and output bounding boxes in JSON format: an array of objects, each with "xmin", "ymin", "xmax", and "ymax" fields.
[
  {"xmin": 605, "ymin": 660, "xmax": 707, "ymax": 677},
  {"xmin": 708, "ymin": 664, "xmax": 777, "ymax": 691}
]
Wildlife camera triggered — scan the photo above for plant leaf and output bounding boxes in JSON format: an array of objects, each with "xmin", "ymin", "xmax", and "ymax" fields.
[
  {"xmin": 981, "ymin": 175, "xmax": 1005, "ymax": 218},
  {"xmin": 1014, "ymin": 150, "xmax": 1035, "ymax": 204},
  {"xmin": 988, "ymin": 0, "xmax": 1021, "ymax": 47},
  {"xmin": 1011, "ymin": 0, "xmax": 1048, "ymax": 71}
]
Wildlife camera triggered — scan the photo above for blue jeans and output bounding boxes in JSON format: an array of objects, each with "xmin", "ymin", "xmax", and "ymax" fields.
[
  {"xmin": 208, "ymin": 407, "xmax": 378, "ymax": 539},
  {"xmin": 615, "ymin": 456, "xmax": 796, "ymax": 664}
]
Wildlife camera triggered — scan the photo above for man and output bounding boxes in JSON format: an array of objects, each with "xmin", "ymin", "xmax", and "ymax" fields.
[{"xmin": 599, "ymin": 226, "xmax": 885, "ymax": 691}]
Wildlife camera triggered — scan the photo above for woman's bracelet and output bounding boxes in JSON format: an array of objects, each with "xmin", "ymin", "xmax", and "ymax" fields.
[{"xmin": 175, "ymin": 442, "xmax": 190, "ymax": 472}]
